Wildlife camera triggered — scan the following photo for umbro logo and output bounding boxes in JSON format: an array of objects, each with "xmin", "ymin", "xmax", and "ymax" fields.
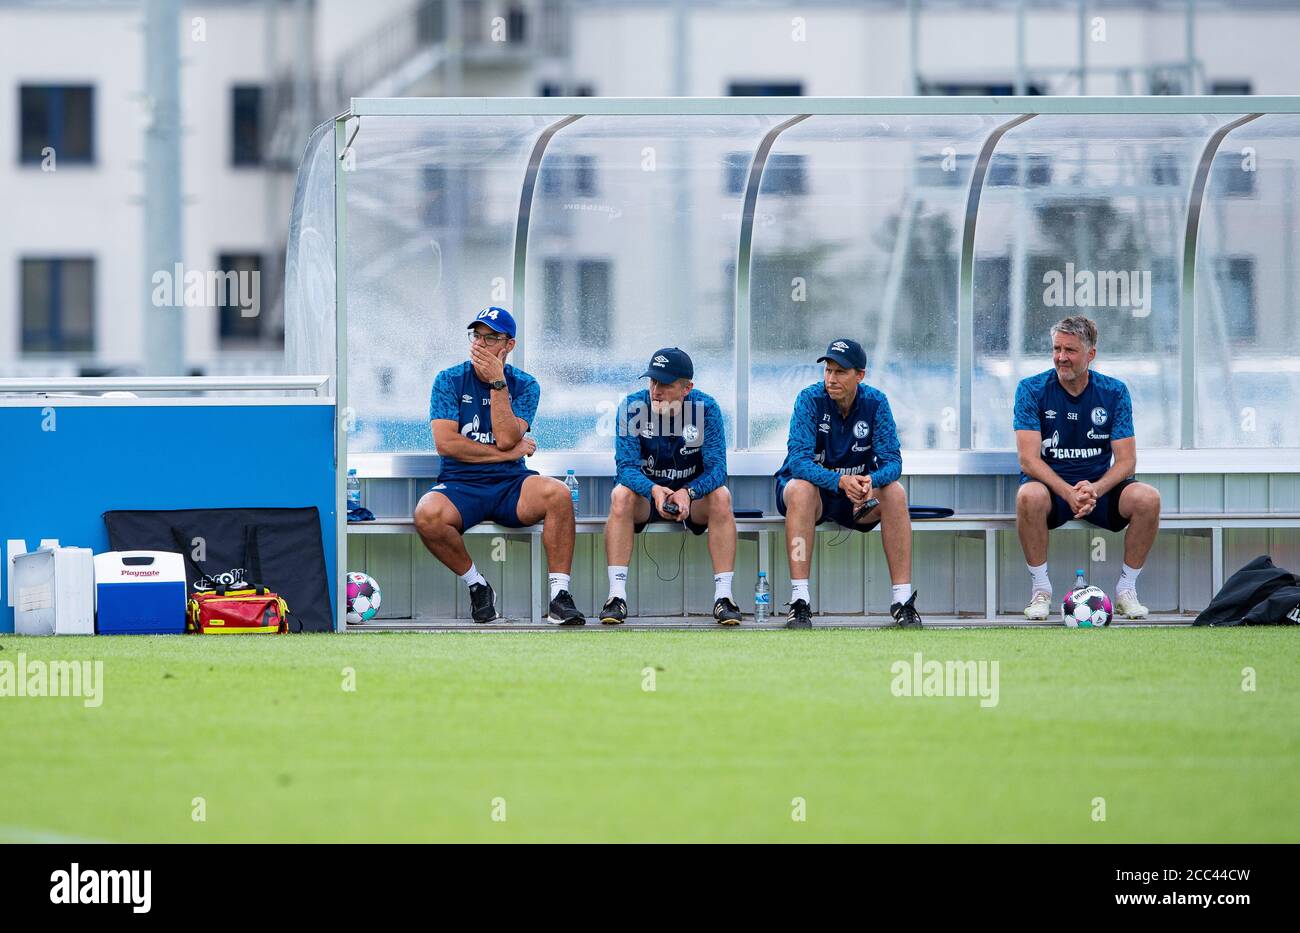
[
  {"xmin": 832, "ymin": 341, "xmax": 848, "ymax": 351},
  {"xmin": 653, "ymin": 355, "xmax": 669, "ymax": 365},
  {"xmin": 1044, "ymin": 409, "xmax": 1056, "ymax": 419},
  {"xmin": 461, "ymin": 394, "xmax": 473, "ymax": 403}
]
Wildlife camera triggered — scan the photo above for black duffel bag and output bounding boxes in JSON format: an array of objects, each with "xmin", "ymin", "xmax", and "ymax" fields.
[
  {"xmin": 103, "ymin": 506, "xmax": 332, "ymax": 633},
  {"xmin": 1194, "ymin": 554, "xmax": 1299, "ymax": 627}
]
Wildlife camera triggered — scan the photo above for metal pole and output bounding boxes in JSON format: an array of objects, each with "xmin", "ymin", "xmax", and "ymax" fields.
[
  {"xmin": 735, "ymin": 115, "xmax": 811, "ymax": 451},
  {"xmin": 334, "ymin": 116, "xmax": 351, "ymax": 631},
  {"xmin": 1077, "ymin": 0, "xmax": 1087, "ymax": 96},
  {"xmin": 1181, "ymin": 113, "xmax": 1263, "ymax": 449},
  {"xmin": 1185, "ymin": 0, "xmax": 1198, "ymax": 95},
  {"xmin": 960, "ymin": 114, "xmax": 1036, "ymax": 449},
  {"xmin": 908, "ymin": 0, "xmax": 920, "ymax": 95},
  {"xmin": 672, "ymin": 0, "xmax": 688, "ymax": 96},
  {"xmin": 1015, "ymin": 0, "xmax": 1026, "ymax": 97},
  {"xmin": 143, "ymin": 0, "xmax": 184, "ymax": 375},
  {"xmin": 445, "ymin": 0, "xmax": 463, "ymax": 97}
]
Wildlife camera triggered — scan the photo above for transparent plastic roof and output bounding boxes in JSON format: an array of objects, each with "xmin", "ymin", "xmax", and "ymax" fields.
[{"xmin": 284, "ymin": 98, "xmax": 1300, "ymax": 462}]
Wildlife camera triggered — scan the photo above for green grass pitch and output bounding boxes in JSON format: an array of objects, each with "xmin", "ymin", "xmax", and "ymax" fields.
[{"xmin": 1, "ymin": 628, "xmax": 1297, "ymax": 842}]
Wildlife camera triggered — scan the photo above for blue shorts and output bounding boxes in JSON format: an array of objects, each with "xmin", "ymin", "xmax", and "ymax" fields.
[
  {"xmin": 430, "ymin": 470, "xmax": 538, "ymax": 532},
  {"xmin": 633, "ymin": 493, "xmax": 707, "ymax": 536},
  {"xmin": 775, "ymin": 477, "xmax": 880, "ymax": 533},
  {"xmin": 1039, "ymin": 476, "xmax": 1135, "ymax": 533}
]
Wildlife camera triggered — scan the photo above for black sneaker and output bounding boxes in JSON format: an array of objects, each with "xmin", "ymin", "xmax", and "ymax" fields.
[
  {"xmin": 713, "ymin": 596, "xmax": 743, "ymax": 626},
  {"xmin": 600, "ymin": 596, "xmax": 627, "ymax": 625},
  {"xmin": 890, "ymin": 591, "xmax": 922, "ymax": 629},
  {"xmin": 468, "ymin": 581, "xmax": 499, "ymax": 623},
  {"xmin": 547, "ymin": 590, "xmax": 586, "ymax": 626},
  {"xmin": 784, "ymin": 598, "xmax": 813, "ymax": 629}
]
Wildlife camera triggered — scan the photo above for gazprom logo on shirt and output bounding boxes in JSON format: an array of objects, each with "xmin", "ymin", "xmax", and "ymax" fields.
[{"xmin": 461, "ymin": 413, "xmax": 495, "ymax": 445}]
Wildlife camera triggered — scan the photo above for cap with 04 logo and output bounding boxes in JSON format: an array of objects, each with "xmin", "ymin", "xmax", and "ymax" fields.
[{"xmin": 467, "ymin": 306, "xmax": 516, "ymax": 338}]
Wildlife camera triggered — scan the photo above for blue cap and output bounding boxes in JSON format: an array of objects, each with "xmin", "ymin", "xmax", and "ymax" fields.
[
  {"xmin": 467, "ymin": 306, "xmax": 516, "ymax": 338},
  {"xmin": 641, "ymin": 347, "xmax": 694, "ymax": 382},
  {"xmin": 817, "ymin": 338, "xmax": 867, "ymax": 371}
]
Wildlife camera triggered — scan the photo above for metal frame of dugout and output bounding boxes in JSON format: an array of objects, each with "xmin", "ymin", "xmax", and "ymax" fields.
[{"xmin": 329, "ymin": 96, "xmax": 1300, "ymax": 629}]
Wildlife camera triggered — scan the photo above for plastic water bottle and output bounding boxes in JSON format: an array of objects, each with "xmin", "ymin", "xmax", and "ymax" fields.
[
  {"xmin": 1073, "ymin": 568, "xmax": 1088, "ymax": 591},
  {"xmin": 564, "ymin": 469, "xmax": 580, "ymax": 516},
  {"xmin": 347, "ymin": 469, "xmax": 361, "ymax": 511},
  {"xmin": 755, "ymin": 571, "xmax": 771, "ymax": 621}
]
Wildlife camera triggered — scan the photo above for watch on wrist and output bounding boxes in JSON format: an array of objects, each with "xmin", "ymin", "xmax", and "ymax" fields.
[
  {"xmin": 489, "ymin": 379, "xmax": 507, "ymax": 391},
  {"xmin": 686, "ymin": 486, "xmax": 699, "ymax": 501}
]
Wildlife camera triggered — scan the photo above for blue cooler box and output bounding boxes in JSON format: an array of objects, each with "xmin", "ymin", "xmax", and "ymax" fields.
[{"xmin": 93, "ymin": 551, "xmax": 188, "ymax": 635}]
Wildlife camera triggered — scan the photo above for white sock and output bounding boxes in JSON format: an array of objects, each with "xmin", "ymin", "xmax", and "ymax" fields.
[
  {"xmin": 460, "ymin": 563, "xmax": 487, "ymax": 588},
  {"xmin": 791, "ymin": 579, "xmax": 810, "ymax": 604},
  {"xmin": 607, "ymin": 566, "xmax": 628, "ymax": 601},
  {"xmin": 1027, "ymin": 562, "xmax": 1051, "ymax": 594},
  {"xmin": 1117, "ymin": 563, "xmax": 1142, "ymax": 594},
  {"xmin": 549, "ymin": 573, "xmax": 571, "ymax": 600},
  {"xmin": 891, "ymin": 583, "xmax": 912, "ymax": 606},
  {"xmin": 714, "ymin": 571, "xmax": 734, "ymax": 601}
]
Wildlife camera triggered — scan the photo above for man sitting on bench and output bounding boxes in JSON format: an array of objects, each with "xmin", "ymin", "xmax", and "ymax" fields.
[
  {"xmin": 413, "ymin": 307, "xmax": 585, "ymax": 626},
  {"xmin": 1014, "ymin": 315, "xmax": 1161, "ymax": 620},
  {"xmin": 774, "ymin": 338, "xmax": 920, "ymax": 630},
  {"xmin": 601, "ymin": 347, "xmax": 741, "ymax": 625}
]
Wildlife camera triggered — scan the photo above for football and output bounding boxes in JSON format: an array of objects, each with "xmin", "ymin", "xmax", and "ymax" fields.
[
  {"xmin": 346, "ymin": 571, "xmax": 383, "ymax": 624},
  {"xmin": 1062, "ymin": 585, "xmax": 1112, "ymax": 628}
]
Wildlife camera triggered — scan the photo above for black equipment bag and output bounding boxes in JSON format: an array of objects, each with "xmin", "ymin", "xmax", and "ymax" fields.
[
  {"xmin": 103, "ymin": 506, "xmax": 332, "ymax": 633},
  {"xmin": 1193, "ymin": 555, "xmax": 1299, "ymax": 627}
]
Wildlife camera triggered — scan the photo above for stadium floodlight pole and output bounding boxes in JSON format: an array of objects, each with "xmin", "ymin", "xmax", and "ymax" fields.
[
  {"xmin": 143, "ymin": 0, "xmax": 184, "ymax": 376},
  {"xmin": 958, "ymin": 113, "xmax": 1035, "ymax": 450},
  {"xmin": 1180, "ymin": 112, "xmax": 1262, "ymax": 450},
  {"xmin": 512, "ymin": 114, "xmax": 583, "ymax": 373},
  {"xmin": 735, "ymin": 114, "xmax": 810, "ymax": 451}
]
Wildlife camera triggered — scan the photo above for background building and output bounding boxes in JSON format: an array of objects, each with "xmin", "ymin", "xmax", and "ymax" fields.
[{"xmin": 3, "ymin": 0, "xmax": 1298, "ymax": 380}]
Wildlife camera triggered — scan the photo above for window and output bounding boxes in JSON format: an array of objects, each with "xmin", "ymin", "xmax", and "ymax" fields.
[
  {"xmin": 542, "ymin": 257, "xmax": 611, "ymax": 346},
  {"xmin": 988, "ymin": 153, "xmax": 1052, "ymax": 187},
  {"xmin": 723, "ymin": 151, "xmax": 805, "ymax": 196},
  {"xmin": 539, "ymin": 154, "xmax": 597, "ymax": 197},
  {"xmin": 21, "ymin": 258, "xmax": 94, "ymax": 353},
  {"xmin": 728, "ymin": 82, "xmax": 803, "ymax": 97},
  {"xmin": 539, "ymin": 82, "xmax": 593, "ymax": 97},
  {"xmin": 506, "ymin": 4, "xmax": 527, "ymax": 43},
  {"xmin": 217, "ymin": 253, "xmax": 265, "ymax": 343},
  {"xmin": 1212, "ymin": 157, "xmax": 1257, "ymax": 198},
  {"xmin": 422, "ymin": 166, "xmax": 470, "ymax": 226},
  {"xmin": 1211, "ymin": 81, "xmax": 1252, "ymax": 95},
  {"xmin": 232, "ymin": 86, "xmax": 263, "ymax": 166},
  {"xmin": 1215, "ymin": 257, "xmax": 1257, "ymax": 343},
  {"xmin": 20, "ymin": 86, "xmax": 94, "ymax": 164},
  {"xmin": 1150, "ymin": 151, "xmax": 1181, "ymax": 187},
  {"xmin": 921, "ymin": 81, "xmax": 1043, "ymax": 96}
]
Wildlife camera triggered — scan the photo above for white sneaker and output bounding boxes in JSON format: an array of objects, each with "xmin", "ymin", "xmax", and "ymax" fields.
[
  {"xmin": 1024, "ymin": 590, "xmax": 1052, "ymax": 620},
  {"xmin": 1114, "ymin": 590, "xmax": 1148, "ymax": 620}
]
